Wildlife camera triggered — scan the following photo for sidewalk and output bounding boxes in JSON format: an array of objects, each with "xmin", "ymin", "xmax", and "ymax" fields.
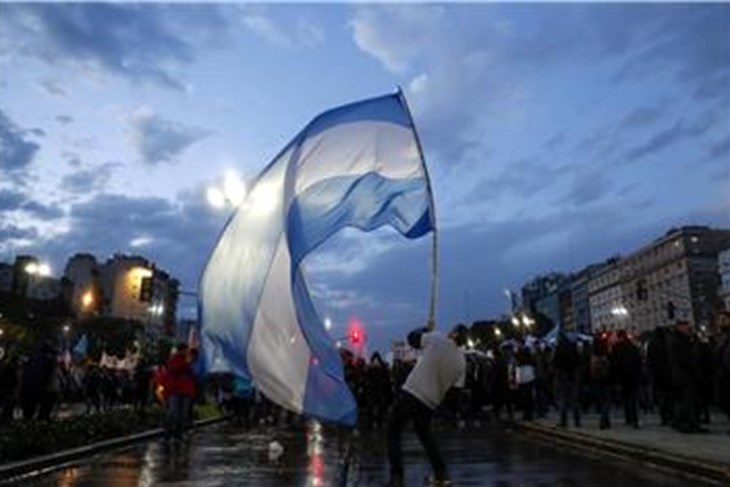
[{"xmin": 515, "ymin": 413, "xmax": 730, "ymax": 485}]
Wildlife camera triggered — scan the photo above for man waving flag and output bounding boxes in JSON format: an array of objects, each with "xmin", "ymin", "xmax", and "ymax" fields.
[{"xmin": 199, "ymin": 91, "xmax": 436, "ymax": 425}]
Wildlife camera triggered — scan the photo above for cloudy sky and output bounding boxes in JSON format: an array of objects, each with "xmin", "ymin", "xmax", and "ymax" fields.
[{"xmin": 1, "ymin": 3, "xmax": 728, "ymax": 351}]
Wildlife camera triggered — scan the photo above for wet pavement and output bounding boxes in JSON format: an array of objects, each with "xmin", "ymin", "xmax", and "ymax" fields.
[{"xmin": 9, "ymin": 421, "xmax": 709, "ymax": 486}]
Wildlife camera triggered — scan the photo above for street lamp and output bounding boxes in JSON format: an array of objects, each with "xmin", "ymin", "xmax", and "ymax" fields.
[
  {"xmin": 494, "ymin": 327, "xmax": 502, "ymax": 338},
  {"xmin": 81, "ymin": 290, "xmax": 94, "ymax": 310},
  {"xmin": 511, "ymin": 316, "xmax": 520, "ymax": 328},
  {"xmin": 208, "ymin": 171, "xmax": 247, "ymax": 209},
  {"xmin": 25, "ymin": 262, "xmax": 51, "ymax": 277}
]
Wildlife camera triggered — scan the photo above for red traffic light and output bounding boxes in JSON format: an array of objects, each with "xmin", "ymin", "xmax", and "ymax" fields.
[
  {"xmin": 350, "ymin": 329, "xmax": 361, "ymax": 344},
  {"xmin": 348, "ymin": 317, "xmax": 365, "ymax": 346}
]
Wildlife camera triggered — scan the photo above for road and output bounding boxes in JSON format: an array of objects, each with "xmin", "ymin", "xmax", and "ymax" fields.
[{"xmin": 14, "ymin": 421, "xmax": 707, "ymax": 486}]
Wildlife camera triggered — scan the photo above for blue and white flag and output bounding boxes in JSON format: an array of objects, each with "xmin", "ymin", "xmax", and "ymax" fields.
[
  {"xmin": 72, "ymin": 334, "xmax": 88, "ymax": 358},
  {"xmin": 199, "ymin": 93, "xmax": 435, "ymax": 425}
]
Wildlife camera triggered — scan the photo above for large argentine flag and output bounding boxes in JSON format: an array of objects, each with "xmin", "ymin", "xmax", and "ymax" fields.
[{"xmin": 199, "ymin": 93, "xmax": 434, "ymax": 425}]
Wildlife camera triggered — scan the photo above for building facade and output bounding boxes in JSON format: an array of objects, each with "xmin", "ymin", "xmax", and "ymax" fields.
[
  {"xmin": 571, "ymin": 263, "xmax": 606, "ymax": 334},
  {"xmin": 521, "ymin": 273, "xmax": 573, "ymax": 330},
  {"xmin": 587, "ymin": 258, "xmax": 624, "ymax": 331},
  {"xmin": 63, "ymin": 253, "xmax": 179, "ymax": 336},
  {"xmin": 618, "ymin": 226, "xmax": 730, "ymax": 333},
  {"xmin": 720, "ymin": 248, "xmax": 730, "ymax": 311}
]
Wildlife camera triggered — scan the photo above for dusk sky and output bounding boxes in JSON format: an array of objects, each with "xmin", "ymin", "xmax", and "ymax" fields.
[{"xmin": 1, "ymin": 3, "xmax": 728, "ymax": 352}]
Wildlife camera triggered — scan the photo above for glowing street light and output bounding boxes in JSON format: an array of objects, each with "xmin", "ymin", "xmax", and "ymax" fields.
[
  {"xmin": 323, "ymin": 317, "xmax": 332, "ymax": 331},
  {"xmin": 467, "ymin": 338, "xmax": 475, "ymax": 349},
  {"xmin": 25, "ymin": 262, "xmax": 51, "ymax": 277},
  {"xmin": 494, "ymin": 327, "xmax": 502, "ymax": 338},
  {"xmin": 223, "ymin": 171, "xmax": 246, "ymax": 206},
  {"xmin": 208, "ymin": 171, "xmax": 247, "ymax": 209},
  {"xmin": 511, "ymin": 316, "xmax": 520, "ymax": 327},
  {"xmin": 611, "ymin": 305, "xmax": 629, "ymax": 317},
  {"xmin": 81, "ymin": 290, "xmax": 94, "ymax": 310},
  {"xmin": 62, "ymin": 324, "xmax": 70, "ymax": 334},
  {"xmin": 207, "ymin": 187, "xmax": 226, "ymax": 208}
]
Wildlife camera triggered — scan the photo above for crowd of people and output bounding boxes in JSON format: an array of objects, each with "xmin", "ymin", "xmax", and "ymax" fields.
[
  {"xmin": 0, "ymin": 341, "xmax": 201, "ymax": 442},
  {"xmin": 339, "ymin": 311, "xmax": 730, "ymax": 436},
  {"xmin": 1, "ymin": 312, "xmax": 729, "ymax": 457}
]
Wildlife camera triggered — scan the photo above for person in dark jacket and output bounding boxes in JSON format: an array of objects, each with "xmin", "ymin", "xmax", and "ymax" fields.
[
  {"xmin": 0, "ymin": 356, "xmax": 20, "ymax": 423},
  {"xmin": 552, "ymin": 333, "xmax": 581, "ymax": 428},
  {"xmin": 611, "ymin": 330, "xmax": 642, "ymax": 428},
  {"xmin": 591, "ymin": 337, "xmax": 612, "ymax": 429},
  {"xmin": 712, "ymin": 311, "xmax": 730, "ymax": 424},
  {"xmin": 647, "ymin": 327, "xmax": 674, "ymax": 425},
  {"xmin": 668, "ymin": 321, "xmax": 702, "ymax": 433},
  {"xmin": 366, "ymin": 352, "xmax": 392, "ymax": 429},
  {"xmin": 694, "ymin": 335, "xmax": 713, "ymax": 424},
  {"xmin": 20, "ymin": 342, "xmax": 57, "ymax": 420}
]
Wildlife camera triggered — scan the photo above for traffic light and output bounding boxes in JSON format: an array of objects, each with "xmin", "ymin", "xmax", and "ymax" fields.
[
  {"xmin": 139, "ymin": 276, "xmax": 153, "ymax": 302},
  {"xmin": 349, "ymin": 329, "xmax": 361, "ymax": 345}
]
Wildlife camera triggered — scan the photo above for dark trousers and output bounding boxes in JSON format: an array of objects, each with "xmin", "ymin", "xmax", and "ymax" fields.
[
  {"xmin": 655, "ymin": 388, "xmax": 674, "ymax": 425},
  {"xmin": 387, "ymin": 391, "xmax": 446, "ymax": 482},
  {"xmin": 674, "ymin": 384, "xmax": 698, "ymax": 431},
  {"xmin": 518, "ymin": 383, "xmax": 534, "ymax": 421},
  {"xmin": 621, "ymin": 384, "xmax": 639, "ymax": 427},
  {"xmin": 165, "ymin": 395, "xmax": 192, "ymax": 439},
  {"xmin": 595, "ymin": 383, "xmax": 612, "ymax": 428},
  {"xmin": 557, "ymin": 378, "xmax": 580, "ymax": 426}
]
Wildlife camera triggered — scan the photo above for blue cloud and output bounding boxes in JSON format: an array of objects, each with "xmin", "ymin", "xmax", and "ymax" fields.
[
  {"xmin": 0, "ymin": 189, "xmax": 26, "ymax": 211},
  {"xmin": 0, "ymin": 4, "xmax": 229, "ymax": 89},
  {"xmin": 129, "ymin": 111, "xmax": 211, "ymax": 165},
  {"xmin": 0, "ymin": 109, "xmax": 40, "ymax": 179},
  {"xmin": 60, "ymin": 162, "xmax": 117, "ymax": 193},
  {"xmin": 0, "ymin": 188, "xmax": 63, "ymax": 220}
]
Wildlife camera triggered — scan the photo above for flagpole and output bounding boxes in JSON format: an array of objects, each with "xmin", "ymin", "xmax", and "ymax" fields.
[{"xmin": 397, "ymin": 87, "xmax": 438, "ymax": 331}]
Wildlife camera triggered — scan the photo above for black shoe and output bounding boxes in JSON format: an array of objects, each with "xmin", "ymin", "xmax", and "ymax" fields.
[{"xmin": 387, "ymin": 477, "xmax": 404, "ymax": 487}]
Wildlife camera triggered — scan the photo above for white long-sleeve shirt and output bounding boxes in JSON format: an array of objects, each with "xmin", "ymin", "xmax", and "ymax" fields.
[{"xmin": 403, "ymin": 332, "xmax": 466, "ymax": 410}]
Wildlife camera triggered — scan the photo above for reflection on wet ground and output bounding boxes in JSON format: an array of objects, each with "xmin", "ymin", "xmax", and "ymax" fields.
[{"xmin": 15, "ymin": 421, "xmax": 706, "ymax": 486}]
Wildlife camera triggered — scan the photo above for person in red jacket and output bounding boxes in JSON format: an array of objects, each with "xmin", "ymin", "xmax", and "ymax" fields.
[{"xmin": 164, "ymin": 343, "xmax": 195, "ymax": 441}]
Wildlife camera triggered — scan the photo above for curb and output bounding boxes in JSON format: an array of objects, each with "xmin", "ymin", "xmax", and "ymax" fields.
[
  {"xmin": 0, "ymin": 416, "xmax": 228, "ymax": 483},
  {"xmin": 513, "ymin": 421, "xmax": 730, "ymax": 486}
]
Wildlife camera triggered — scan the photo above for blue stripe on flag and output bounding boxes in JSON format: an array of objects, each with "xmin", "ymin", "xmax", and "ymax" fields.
[
  {"xmin": 292, "ymin": 267, "xmax": 358, "ymax": 424},
  {"xmin": 287, "ymin": 173, "xmax": 432, "ymax": 266}
]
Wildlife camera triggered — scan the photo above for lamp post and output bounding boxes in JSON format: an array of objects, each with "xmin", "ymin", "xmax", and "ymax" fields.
[
  {"xmin": 611, "ymin": 304, "xmax": 630, "ymax": 330},
  {"xmin": 62, "ymin": 323, "xmax": 71, "ymax": 350}
]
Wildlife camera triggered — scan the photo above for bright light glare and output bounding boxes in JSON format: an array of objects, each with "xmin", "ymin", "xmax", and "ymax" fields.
[
  {"xmin": 495, "ymin": 327, "xmax": 502, "ymax": 337},
  {"xmin": 250, "ymin": 182, "xmax": 279, "ymax": 215},
  {"xmin": 223, "ymin": 171, "xmax": 246, "ymax": 206},
  {"xmin": 511, "ymin": 316, "xmax": 520, "ymax": 327},
  {"xmin": 207, "ymin": 187, "xmax": 226, "ymax": 208},
  {"xmin": 25, "ymin": 262, "xmax": 39, "ymax": 275},
  {"xmin": 467, "ymin": 339, "xmax": 475, "ymax": 349},
  {"xmin": 38, "ymin": 263, "xmax": 51, "ymax": 276},
  {"xmin": 324, "ymin": 317, "xmax": 332, "ymax": 331},
  {"xmin": 82, "ymin": 291, "xmax": 94, "ymax": 308}
]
